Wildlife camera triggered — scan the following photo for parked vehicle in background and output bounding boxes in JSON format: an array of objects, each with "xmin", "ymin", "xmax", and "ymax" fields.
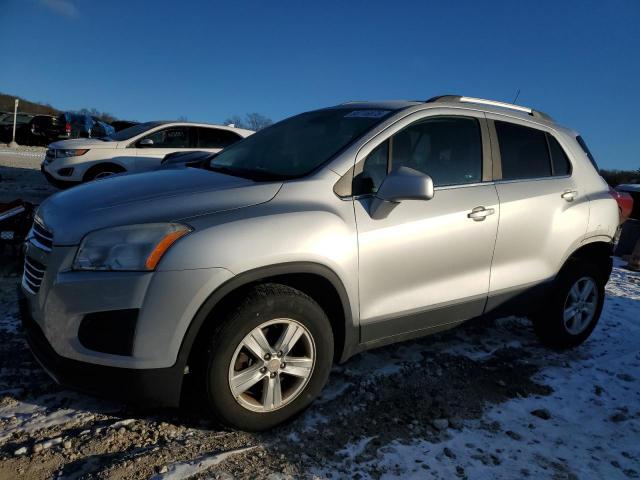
[
  {"xmin": 0, "ymin": 112, "xmax": 33, "ymax": 126},
  {"xmin": 26, "ymin": 115, "xmax": 59, "ymax": 145},
  {"xmin": 0, "ymin": 113, "xmax": 34, "ymax": 143},
  {"xmin": 160, "ymin": 150, "xmax": 215, "ymax": 170},
  {"xmin": 54, "ymin": 112, "xmax": 115, "ymax": 140},
  {"xmin": 110, "ymin": 120, "xmax": 140, "ymax": 132},
  {"xmin": 616, "ymin": 184, "xmax": 640, "ymax": 221},
  {"xmin": 21, "ymin": 96, "xmax": 618, "ymax": 431},
  {"xmin": 41, "ymin": 121, "xmax": 253, "ymax": 186},
  {"xmin": 609, "ymin": 187, "xmax": 634, "ymax": 222}
]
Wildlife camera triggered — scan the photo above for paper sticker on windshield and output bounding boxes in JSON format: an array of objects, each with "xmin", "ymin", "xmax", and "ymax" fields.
[{"xmin": 344, "ymin": 110, "xmax": 390, "ymax": 118}]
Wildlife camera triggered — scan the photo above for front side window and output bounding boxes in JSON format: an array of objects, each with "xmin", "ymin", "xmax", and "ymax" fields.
[
  {"xmin": 495, "ymin": 121, "xmax": 551, "ymax": 180},
  {"xmin": 357, "ymin": 140, "xmax": 389, "ymax": 194},
  {"xmin": 140, "ymin": 126, "xmax": 191, "ymax": 148},
  {"xmin": 356, "ymin": 116, "xmax": 483, "ymax": 194},
  {"xmin": 197, "ymin": 127, "xmax": 242, "ymax": 149}
]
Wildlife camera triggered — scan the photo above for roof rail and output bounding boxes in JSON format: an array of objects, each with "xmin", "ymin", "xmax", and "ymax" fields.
[{"xmin": 425, "ymin": 95, "xmax": 553, "ymax": 121}]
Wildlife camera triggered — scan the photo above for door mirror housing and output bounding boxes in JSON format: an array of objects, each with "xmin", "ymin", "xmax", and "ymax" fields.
[
  {"xmin": 376, "ymin": 166, "xmax": 434, "ymax": 202},
  {"xmin": 369, "ymin": 167, "xmax": 434, "ymax": 219},
  {"xmin": 138, "ymin": 138, "xmax": 154, "ymax": 147}
]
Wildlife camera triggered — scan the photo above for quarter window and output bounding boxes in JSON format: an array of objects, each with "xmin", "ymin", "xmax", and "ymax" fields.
[
  {"xmin": 547, "ymin": 134, "xmax": 571, "ymax": 176},
  {"xmin": 495, "ymin": 121, "xmax": 551, "ymax": 180},
  {"xmin": 197, "ymin": 127, "xmax": 242, "ymax": 149},
  {"xmin": 356, "ymin": 116, "xmax": 483, "ymax": 194}
]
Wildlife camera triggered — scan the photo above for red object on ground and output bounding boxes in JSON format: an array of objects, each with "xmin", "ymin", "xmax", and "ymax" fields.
[{"xmin": 610, "ymin": 187, "xmax": 633, "ymax": 220}]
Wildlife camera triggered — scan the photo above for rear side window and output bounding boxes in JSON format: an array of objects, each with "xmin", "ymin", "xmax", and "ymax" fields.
[
  {"xmin": 547, "ymin": 134, "xmax": 571, "ymax": 176},
  {"xmin": 197, "ymin": 127, "xmax": 242, "ymax": 149},
  {"xmin": 495, "ymin": 121, "xmax": 551, "ymax": 180},
  {"xmin": 576, "ymin": 135, "xmax": 599, "ymax": 170}
]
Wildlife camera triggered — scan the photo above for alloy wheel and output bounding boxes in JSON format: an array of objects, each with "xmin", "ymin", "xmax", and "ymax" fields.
[
  {"xmin": 228, "ymin": 318, "xmax": 315, "ymax": 413},
  {"xmin": 563, "ymin": 276, "xmax": 598, "ymax": 335}
]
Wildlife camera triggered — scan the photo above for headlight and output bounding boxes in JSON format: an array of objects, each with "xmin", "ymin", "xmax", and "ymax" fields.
[
  {"xmin": 73, "ymin": 223, "xmax": 191, "ymax": 271},
  {"xmin": 56, "ymin": 149, "xmax": 89, "ymax": 158}
]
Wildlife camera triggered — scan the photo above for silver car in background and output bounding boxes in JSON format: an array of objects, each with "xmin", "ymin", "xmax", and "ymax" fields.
[{"xmin": 20, "ymin": 96, "xmax": 618, "ymax": 430}]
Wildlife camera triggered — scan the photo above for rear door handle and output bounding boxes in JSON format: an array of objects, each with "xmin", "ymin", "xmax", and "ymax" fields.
[
  {"xmin": 561, "ymin": 190, "xmax": 577, "ymax": 202},
  {"xmin": 467, "ymin": 206, "xmax": 495, "ymax": 221}
]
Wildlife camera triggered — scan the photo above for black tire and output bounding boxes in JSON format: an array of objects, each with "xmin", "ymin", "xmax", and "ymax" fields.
[
  {"xmin": 197, "ymin": 283, "xmax": 333, "ymax": 431},
  {"xmin": 532, "ymin": 261, "xmax": 606, "ymax": 349},
  {"xmin": 83, "ymin": 164, "xmax": 125, "ymax": 182}
]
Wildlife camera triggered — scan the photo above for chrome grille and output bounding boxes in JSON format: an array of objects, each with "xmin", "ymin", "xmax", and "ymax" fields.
[
  {"xmin": 22, "ymin": 256, "xmax": 46, "ymax": 295},
  {"xmin": 31, "ymin": 220, "xmax": 53, "ymax": 251}
]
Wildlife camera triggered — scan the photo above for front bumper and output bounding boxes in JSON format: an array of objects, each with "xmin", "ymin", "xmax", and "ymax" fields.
[
  {"xmin": 41, "ymin": 163, "xmax": 80, "ymax": 189},
  {"xmin": 18, "ymin": 287, "xmax": 183, "ymax": 406}
]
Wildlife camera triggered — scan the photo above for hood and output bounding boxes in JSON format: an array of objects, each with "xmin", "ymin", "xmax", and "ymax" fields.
[
  {"xmin": 49, "ymin": 138, "xmax": 121, "ymax": 149},
  {"xmin": 37, "ymin": 168, "xmax": 282, "ymax": 245}
]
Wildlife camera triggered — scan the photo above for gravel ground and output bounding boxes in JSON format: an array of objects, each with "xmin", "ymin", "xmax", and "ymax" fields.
[
  {"xmin": 0, "ymin": 156, "xmax": 638, "ymax": 479},
  {"xmin": 0, "ymin": 147, "xmax": 56, "ymax": 204}
]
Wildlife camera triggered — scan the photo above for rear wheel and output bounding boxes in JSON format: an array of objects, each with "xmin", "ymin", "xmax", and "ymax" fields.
[
  {"xmin": 532, "ymin": 262, "xmax": 606, "ymax": 349},
  {"xmin": 197, "ymin": 284, "xmax": 333, "ymax": 431}
]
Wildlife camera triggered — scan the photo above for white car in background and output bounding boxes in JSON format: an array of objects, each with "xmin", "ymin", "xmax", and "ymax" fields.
[{"xmin": 41, "ymin": 121, "xmax": 254, "ymax": 187}]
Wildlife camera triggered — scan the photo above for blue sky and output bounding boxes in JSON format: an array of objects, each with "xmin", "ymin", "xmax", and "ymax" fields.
[{"xmin": 1, "ymin": 0, "xmax": 639, "ymax": 169}]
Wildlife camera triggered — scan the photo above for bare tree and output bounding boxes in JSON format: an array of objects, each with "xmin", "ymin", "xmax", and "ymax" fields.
[
  {"xmin": 244, "ymin": 113, "xmax": 272, "ymax": 131},
  {"xmin": 223, "ymin": 115, "xmax": 245, "ymax": 128},
  {"xmin": 224, "ymin": 113, "xmax": 273, "ymax": 131}
]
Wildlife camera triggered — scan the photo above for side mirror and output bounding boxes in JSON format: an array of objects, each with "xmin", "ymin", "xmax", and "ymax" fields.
[
  {"xmin": 370, "ymin": 166, "xmax": 434, "ymax": 218},
  {"xmin": 138, "ymin": 138, "xmax": 154, "ymax": 147}
]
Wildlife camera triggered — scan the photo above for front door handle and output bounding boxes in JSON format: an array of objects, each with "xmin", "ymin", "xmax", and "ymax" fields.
[
  {"xmin": 467, "ymin": 206, "xmax": 495, "ymax": 221},
  {"xmin": 561, "ymin": 190, "xmax": 577, "ymax": 202}
]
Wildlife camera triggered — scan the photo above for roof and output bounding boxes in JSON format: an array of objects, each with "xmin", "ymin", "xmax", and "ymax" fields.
[{"xmin": 336, "ymin": 95, "xmax": 559, "ymax": 127}]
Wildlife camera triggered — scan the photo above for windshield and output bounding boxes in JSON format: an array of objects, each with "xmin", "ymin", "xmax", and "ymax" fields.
[
  {"xmin": 209, "ymin": 108, "xmax": 394, "ymax": 179},
  {"xmin": 107, "ymin": 121, "xmax": 165, "ymax": 141}
]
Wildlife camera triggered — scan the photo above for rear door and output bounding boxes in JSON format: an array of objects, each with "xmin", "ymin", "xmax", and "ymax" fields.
[
  {"xmin": 134, "ymin": 126, "xmax": 195, "ymax": 172},
  {"xmin": 485, "ymin": 116, "xmax": 589, "ymax": 308}
]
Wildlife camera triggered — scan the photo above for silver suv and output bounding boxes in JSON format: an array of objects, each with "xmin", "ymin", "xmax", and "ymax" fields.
[{"xmin": 20, "ymin": 96, "xmax": 619, "ymax": 431}]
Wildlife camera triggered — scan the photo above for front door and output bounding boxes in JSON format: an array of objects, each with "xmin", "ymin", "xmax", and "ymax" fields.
[
  {"xmin": 354, "ymin": 114, "xmax": 500, "ymax": 343},
  {"xmin": 134, "ymin": 126, "xmax": 194, "ymax": 172}
]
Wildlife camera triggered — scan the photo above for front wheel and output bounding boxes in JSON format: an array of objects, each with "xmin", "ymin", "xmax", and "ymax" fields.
[
  {"xmin": 532, "ymin": 262, "xmax": 606, "ymax": 349},
  {"xmin": 198, "ymin": 284, "xmax": 333, "ymax": 431}
]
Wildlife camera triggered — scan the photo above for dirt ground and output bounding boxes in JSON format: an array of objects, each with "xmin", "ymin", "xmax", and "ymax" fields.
[{"xmin": 0, "ymin": 149, "xmax": 638, "ymax": 479}]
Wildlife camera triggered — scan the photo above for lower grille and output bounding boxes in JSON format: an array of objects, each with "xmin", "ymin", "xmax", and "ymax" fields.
[{"xmin": 22, "ymin": 256, "xmax": 46, "ymax": 295}]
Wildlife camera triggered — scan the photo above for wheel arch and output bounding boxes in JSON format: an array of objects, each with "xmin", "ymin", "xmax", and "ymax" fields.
[
  {"xmin": 82, "ymin": 162, "xmax": 127, "ymax": 182},
  {"xmin": 177, "ymin": 262, "xmax": 357, "ymax": 376},
  {"xmin": 561, "ymin": 239, "xmax": 613, "ymax": 282}
]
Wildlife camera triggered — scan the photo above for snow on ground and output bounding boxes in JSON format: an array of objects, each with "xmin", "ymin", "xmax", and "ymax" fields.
[
  {"xmin": 313, "ymin": 258, "xmax": 640, "ymax": 479},
  {"xmin": 0, "ymin": 257, "xmax": 638, "ymax": 479}
]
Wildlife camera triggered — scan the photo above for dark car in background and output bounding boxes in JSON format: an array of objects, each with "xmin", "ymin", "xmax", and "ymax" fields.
[
  {"xmin": 13, "ymin": 115, "xmax": 58, "ymax": 146},
  {"xmin": 616, "ymin": 185, "xmax": 640, "ymax": 221},
  {"xmin": 0, "ymin": 113, "xmax": 34, "ymax": 143},
  {"xmin": 0, "ymin": 112, "xmax": 33, "ymax": 126}
]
